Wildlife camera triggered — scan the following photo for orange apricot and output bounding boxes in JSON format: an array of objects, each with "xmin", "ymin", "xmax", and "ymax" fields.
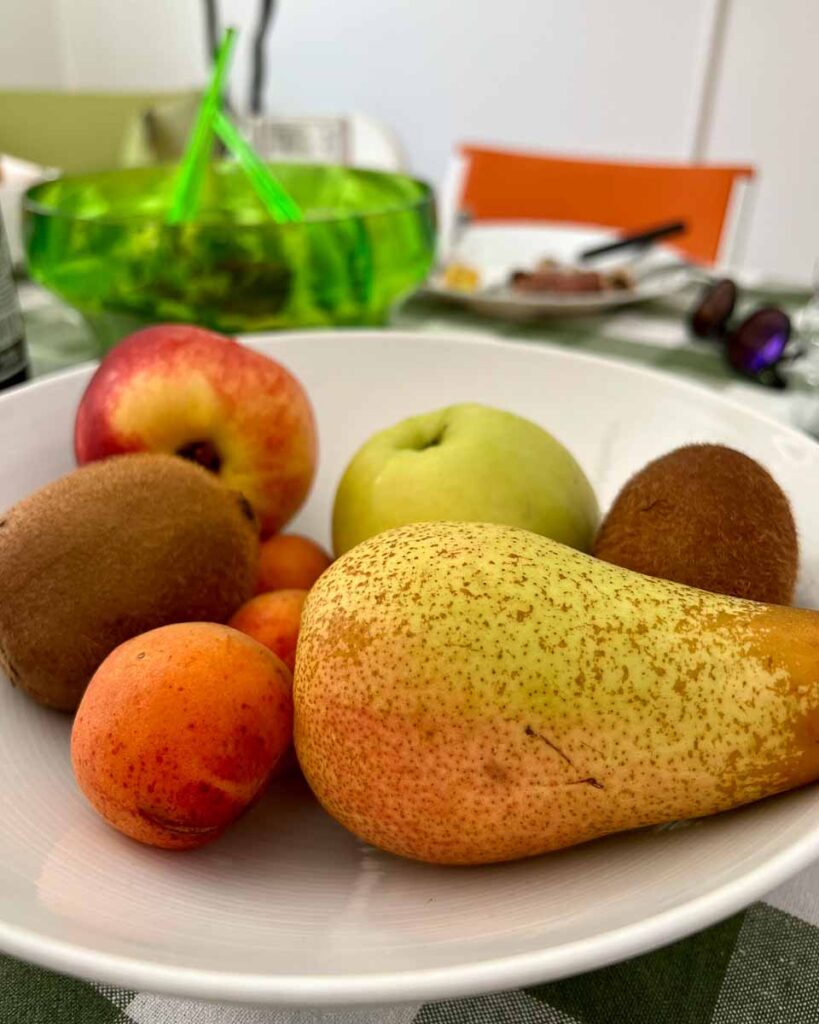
[
  {"xmin": 71, "ymin": 622, "xmax": 293, "ymax": 850},
  {"xmin": 229, "ymin": 589, "xmax": 307, "ymax": 674},
  {"xmin": 256, "ymin": 534, "xmax": 332, "ymax": 593}
]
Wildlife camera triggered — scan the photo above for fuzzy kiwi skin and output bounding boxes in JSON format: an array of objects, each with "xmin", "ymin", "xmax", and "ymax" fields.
[
  {"xmin": 0, "ymin": 453, "xmax": 259, "ymax": 711},
  {"xmin": 594, "ymin": 444, "xmax": 798, "ymax": 606}
]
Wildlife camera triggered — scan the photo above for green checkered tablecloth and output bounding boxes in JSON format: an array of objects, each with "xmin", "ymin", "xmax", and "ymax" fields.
[{"xmin": 6, "ymin": 282, "xmax": 819, "ymax": 1023}]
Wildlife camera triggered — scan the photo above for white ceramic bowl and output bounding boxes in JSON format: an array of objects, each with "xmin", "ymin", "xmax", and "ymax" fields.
[{"xmin": 1, "ymin": 330, "xmax": 819, "ymax": 1008}]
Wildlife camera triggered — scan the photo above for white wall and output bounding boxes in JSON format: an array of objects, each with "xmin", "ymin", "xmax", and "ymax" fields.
[
  {"xmin": 55, "ymin": 0, "xmax": 205, "ymax": 90},
  {"xmin": 0, "ymin": 0, "xmax": 67, "ymax": 88},
  {"xmin": 702, "ymin": 0, "xmax": 819, "ymax": 282},
  {"xmin": 252, "ymin": 0, "xmax": 719, "ymax": 184}
]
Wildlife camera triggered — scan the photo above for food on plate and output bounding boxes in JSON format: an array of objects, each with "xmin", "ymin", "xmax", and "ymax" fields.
[
  {"xmin": 332, "ymin": 402, "xmax": 599, "ymax": 557},
  {"xmin": 510, "ymin": 258, "xmax": 635, "ymax": 295},
  {"xmin": 295, "ymin": 520, "xmax": 819, "ymax": 865},
  {"xmin": 74, "ymin": 323, "xmax": 317, "ymax": 537},
  {"xmin": 436, "ymin": 258, "xmax": 635, "ymax": 297},
  {"xmin": 229, "ymin": 590, "xmax": 307, "ymax": 674},
  {"xmin": 0, "ymin": 454, "xmax": 258, "ymax": 711},
  {"xmin": 71, "ymin": 622, "xmax": 293, "ymax": 850},
  {"xmin": 440, "ymin": 261, "xmax": 481, "ymax": 293},
  {"xmin": 256, "ymin": 534, "xmax": 332, "ymax": 593},
  {"xmin": 594, "ymin": 444, "xmax": 798, "ymax": 605}
]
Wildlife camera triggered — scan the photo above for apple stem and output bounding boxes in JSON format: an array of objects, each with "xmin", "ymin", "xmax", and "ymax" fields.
[{"xmin": 176, "ymin": 440, "xmax": 222, "ymax": 474}]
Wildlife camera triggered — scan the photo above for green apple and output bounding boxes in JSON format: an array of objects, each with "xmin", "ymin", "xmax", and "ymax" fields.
[{"xmin": 332, "ymin": 402, "xmax": 599, "ymax": 556}]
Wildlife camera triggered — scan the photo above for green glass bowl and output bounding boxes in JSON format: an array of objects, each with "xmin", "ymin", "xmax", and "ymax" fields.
[{"xmin": 24, "ymin": 163, "xmax": 436, "ymax": 333}]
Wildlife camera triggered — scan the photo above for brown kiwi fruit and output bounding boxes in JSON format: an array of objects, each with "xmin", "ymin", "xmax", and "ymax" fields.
[
  {"xmin": 594, "ymin": 444, "xmax": 798, "ymax": 605},
  {"xmin": 0, "ymin": 453, "xmax": 259, "ymax": 711}
]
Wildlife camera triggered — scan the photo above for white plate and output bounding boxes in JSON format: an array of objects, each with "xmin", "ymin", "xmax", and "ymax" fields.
[
  {"xmin": 1, "ymin": 330, "xmax": 819, "ymax": 1008},
  {"xmin": 425, "ymin": 223, "xmax": 692, "ymax": 318}
]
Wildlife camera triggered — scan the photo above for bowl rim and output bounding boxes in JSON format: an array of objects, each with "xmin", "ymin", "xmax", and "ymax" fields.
[
  {"xmin": 2, "ymin": 331, "xmax": 819, "ymax": 1006},
  {"xmin": 22, "ymin": 163, "xmax": 436, "ymax": 229},
  {"xmin": 2, "ymin": 814, "xmax": 817, "ymax": 1006}
]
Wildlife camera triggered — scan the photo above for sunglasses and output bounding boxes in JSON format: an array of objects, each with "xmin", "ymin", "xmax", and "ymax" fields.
[{"xmin": 690, "ymin": 279, "xmax": 793, "ymax": 388}]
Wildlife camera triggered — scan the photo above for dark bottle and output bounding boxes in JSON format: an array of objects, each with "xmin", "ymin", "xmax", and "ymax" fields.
[{"xmin": 0, "ymin": 210, "xmax": 30, "ymax": 390}]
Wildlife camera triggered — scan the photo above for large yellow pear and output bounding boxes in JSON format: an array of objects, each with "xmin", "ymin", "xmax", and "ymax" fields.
[{"xmin": 295, "ymin": 521, "xmax": 819, "ymax": 865}]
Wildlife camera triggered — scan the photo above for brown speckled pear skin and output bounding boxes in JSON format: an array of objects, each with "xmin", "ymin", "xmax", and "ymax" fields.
[
  {"xmin": 294, "ymin": 520, "xmax": 819, "ymax": 865},
  {"xmin": 0, "ymin": 453, "xmax": 259, "ymax": 711}
]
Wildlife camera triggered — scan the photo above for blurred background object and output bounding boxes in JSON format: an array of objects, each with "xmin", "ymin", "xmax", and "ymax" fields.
[
  {"xmin": 0, "ymin": 206, "xmax": 30, "ymax": 389},
  {"xmin": 24, "ymin": 163, "xmax": 435, "ymax": 333},
  {"xmin": 3, "ymin": 0, "xmax": 818, "ymax": 281},
  {"xmin": 239, "ymin": 113, "xmax": 405, "ymax": 171},
  {"xmin": 3, "ymin": 10, "xmax": 432, "ymax": 340},
  {"xmin": 0, "ymin": 155, "xmax": 56, "ymax": 267},
  {"xmin": 444, "ymin": 146, "xmax": 754, "ymax": 267},
  {"xmin": 0, "ymin": 90, "xmax": 200, "ymax": 175},
  {"xmin": 0, "ymin": 90, "xmax": 201, "ymax": 260},
  {"xmin": 4, "ymin": 0, "xmax": 819, "ymax": 398}
]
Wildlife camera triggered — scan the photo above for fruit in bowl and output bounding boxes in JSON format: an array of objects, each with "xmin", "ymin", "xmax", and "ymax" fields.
[
  {"xmin": 256, "ymin": 533, "xmax": 332, "ymax": 593},
  {"xmin": 72, "ymin": 622, "xmax": 293, "ymax": 850},
  {"xmin": 296, "ymin": 520, "xmax": 819, "ymax": 865},
  {"xmin": 594, "ymin": 443, "xmax": 799, "ymax": 605},
  {"xmin": 229, "ymin": 589, "xmax": 307, "ymax": 673},
  {"xmin": 332, "ymin": 402, "xmax": 599, "ymax": 556},
  {"xmin": 74, "ymin": 324, "xmax": 317, "ymax": 537},
  {"xmin": 0, "ymin": 453, "xmax": 258, "ymax": 711}
]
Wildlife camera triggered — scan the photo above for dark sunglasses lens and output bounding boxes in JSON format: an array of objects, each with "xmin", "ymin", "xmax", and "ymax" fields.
[
  {"xmin": 691, "ymin": 278, "xmax": 738, "ymax": 339},
  {"xmin": 727, "ymin": 308, "xmax": 791, "ymax": 374}
]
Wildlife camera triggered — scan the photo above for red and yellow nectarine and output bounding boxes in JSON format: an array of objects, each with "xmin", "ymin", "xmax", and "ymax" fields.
[{"xmin": 74, "ymin": 325, "xmax": 317, "ymax": 536}]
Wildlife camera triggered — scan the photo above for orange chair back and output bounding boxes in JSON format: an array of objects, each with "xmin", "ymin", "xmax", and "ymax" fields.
[{"xmin": 458, "ymin": 145, "xmax": 755, "ymax": 265}]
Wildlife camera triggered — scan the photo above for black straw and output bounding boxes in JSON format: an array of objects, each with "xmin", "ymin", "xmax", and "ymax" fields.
[
  {"xmin": 203, "ymin": 0, "xmax": 220, "ymax": 61},
  {"xmin": 200, "ymin": 0, "xmax": 230, "ymax": 151},
  {"xmin": 250, "ymin": 0, "xmax": 277, "ymax": 115}
]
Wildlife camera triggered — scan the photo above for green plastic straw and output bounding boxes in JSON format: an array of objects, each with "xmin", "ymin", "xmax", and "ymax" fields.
[
  {"xmin": 167, "ymin": 27, "xmax": 237, "ymax": 225},
  {"xmin": 212, "ymin": 108, "xmax": 303, "ymax": 223}
]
